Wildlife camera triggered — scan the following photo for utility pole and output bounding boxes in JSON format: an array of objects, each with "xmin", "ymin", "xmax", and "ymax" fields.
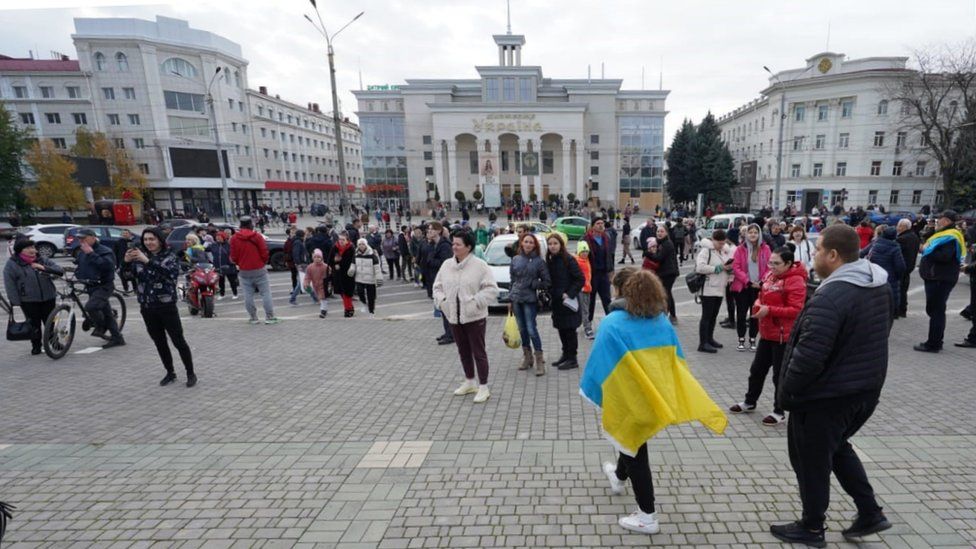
[{"xmin": 205, "ymin": 67, "xmax": 232, "ymax": 221}]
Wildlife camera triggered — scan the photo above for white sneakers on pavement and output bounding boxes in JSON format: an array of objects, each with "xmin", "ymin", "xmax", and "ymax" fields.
[
  {"xmin": 473, "ymin": 385, "xmax": 491, "ymax": 403},
  {"xmin": 603, "ymin": 462, "xmax": 624, "ymax": 495},
  {"xmin": 453, "ymin": 379, "xmax": 477, "ymax": 396},
  {"xmin": 618, "ymin": 510, "xmax": 660, "ymax": 534}
]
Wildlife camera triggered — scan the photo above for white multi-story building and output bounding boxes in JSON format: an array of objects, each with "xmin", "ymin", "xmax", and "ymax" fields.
[
  {"xmin": 353, "ymin": 31, "xmax": 669, "ymax": 211},
  {"xmin": 718, "ymin": 52, "xmax": 941, "ymax": 214},
  {"xmin": 1, "ymin": 15, "xmax": 363, "ymax": 216}
]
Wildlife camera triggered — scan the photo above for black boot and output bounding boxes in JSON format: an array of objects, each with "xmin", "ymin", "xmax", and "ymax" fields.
[
  {"xmin": 160, "ymin": 372, "xmax": 177, "ymax": 386},
  {"xmin": 186, "ymin": 372, "xmax": 198, "ymax": 388},
  {"xmin": 551, "ymin": 354, "xmax": 568, "ymax": 367},
  {"xmin": 769, "ymin": 521, "xmax": 825, "ymax": 548},
  {"xmin": 557, "ymin": 357, "xmax": 579, "ymax": 370}
]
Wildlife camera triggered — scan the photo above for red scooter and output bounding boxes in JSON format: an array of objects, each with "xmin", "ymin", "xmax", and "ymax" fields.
[{"xmin": 185, "ymin": 262, "xmax": 219, "ymax": 317}]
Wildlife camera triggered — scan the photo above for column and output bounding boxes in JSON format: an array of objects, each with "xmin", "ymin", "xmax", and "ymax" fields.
[
  {"xmin": 533, "ymin": 143, "xmax": 543, "ymax": 201},
  {"xmin": 446, "ymin": 141, "xmax": 457, "ymax": 205},
  {"xmin": 518, "ymin": 139, "xmax": 530, "ymax": 199},
  {"xmin": 432, "ymin": 139, "xmax": 445, "ymax": 203},
  {"xmin": 575, "ymin": 139, "xmax": 585, "ymax": 200},
  {"xmin": 561, "ymin": 141, "xmax": 572, "ymax": 199}
]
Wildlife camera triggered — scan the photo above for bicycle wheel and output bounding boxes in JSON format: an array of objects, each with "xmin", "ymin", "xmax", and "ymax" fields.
[
  {"xmin": 44, "ymin": 304, "xmax": 76, "ymax": 359},
  {"xmin": 110, "ymin": 292, "xmax": 127, "ymax": 332}
]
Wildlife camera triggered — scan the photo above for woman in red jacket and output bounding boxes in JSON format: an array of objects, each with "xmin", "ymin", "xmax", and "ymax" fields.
[{"xmin": 728, "ymin": 245, "xmax": 807, "ymax": 426}]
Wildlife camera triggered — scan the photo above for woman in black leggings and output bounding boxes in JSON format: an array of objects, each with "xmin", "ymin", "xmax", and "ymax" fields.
[
  {"xmin": 647, "ymin": 225, "xmax": 679, "ymax": 323},
  {"xmin": 730, "ymin": 224, "xmax": 770, "ymax": 351}
]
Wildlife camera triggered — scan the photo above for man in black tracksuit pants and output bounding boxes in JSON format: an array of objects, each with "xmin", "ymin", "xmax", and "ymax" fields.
[
  {"xmin": 771, "ymin": 224, "xmax": 892, "ymax": 547},
  {"xmin": 584, "ymin": 218, "xmax": 613, "ymax": 324}
]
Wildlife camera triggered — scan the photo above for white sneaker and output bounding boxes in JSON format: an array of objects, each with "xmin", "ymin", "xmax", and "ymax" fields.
[
  {"xmin": 603, "ymin": 462, "xmax": 624, "ymax": 495},
  {"xmin": 360, "ymin": 305, "xmax": 368, "ymax": 314},
  {"xmin": 232, "ymin": 294, "xmax": 239, "ymax": 300},
  {"xmin": 453, "ymin": 379, "xmax": 477, "ymax": 396},
  {"xmin": 217, "ymin": 295, "xmax": 225, "ymax": 301},
  {"xmin": 473, "ymin": 385, "xmax": 491, "ymax": 403},
  {"xmin": 618, "ymin": 510, "xmax": 659, "ymax": 534}
]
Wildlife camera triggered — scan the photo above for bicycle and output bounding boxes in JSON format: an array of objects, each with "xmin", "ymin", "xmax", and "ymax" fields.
[{"xmin": 43, "ymin": 271, "xmax": 127, "ymax": 359}]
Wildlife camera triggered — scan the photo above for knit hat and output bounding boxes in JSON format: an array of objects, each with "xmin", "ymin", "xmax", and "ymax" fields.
[
  {"xmin": 312, "ymin": 248, "xmax": 323, "ymax": 258},
  {"xmin": 576, "ymin": 240, "xmax": 590, "ymax": 254},
  {"xmin": 357, "ymin": 238, "xmax": 369, "ymax": 249},
  {"xmin": 13, "ymin": 238, "xmax": 35, "ymax": 254}
]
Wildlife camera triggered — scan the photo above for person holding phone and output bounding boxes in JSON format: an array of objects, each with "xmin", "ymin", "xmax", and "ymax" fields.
[
  {"xmin": 695, "ymin": 230, "xmax": 734, "ymax": 353},
  {"xmin": 731, "ymin": 224, "xmax": 770, "ymax": 351}
]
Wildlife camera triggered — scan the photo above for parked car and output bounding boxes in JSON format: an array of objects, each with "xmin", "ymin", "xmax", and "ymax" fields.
[
  {"xmin": 631, "ymin": 220, "xmax": 668, "ymax": 249},
  {"xmin": 883, "ymin": 211, "xmax": 917, "ymax": 225},
  {"xmin": 8, "ymin": 224, "xmax": 79, "ymax": 258},
  {"xmin": 164, "ymin": 223, "xmax": 287, "ymax": 271},
  {"xmin": 0, "ymin": 222, "xmax": 16, "ymax": 240},
  {"xmin": 64, "ymin": 226, "xmax": 129, "ymax": 258},
  {"xmin": 696, "ymin": 213, "xmax": 755, "ymax": 241},
  {"xmin": 482, "ymin": 233, "xmax": 549, "ymax": 309},
  {"xmin": 550, "ymin": 216, "xmax": 590, "ymax": 240}
]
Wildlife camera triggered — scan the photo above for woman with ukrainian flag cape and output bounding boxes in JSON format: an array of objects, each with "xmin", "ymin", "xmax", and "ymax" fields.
[
  {"xmin": 915, "ymin": 210, "xmax": 966, "ymax": 353},
  {"xmin": 579, "ymin": 268, "xmax": 727, "ymax": 535}
]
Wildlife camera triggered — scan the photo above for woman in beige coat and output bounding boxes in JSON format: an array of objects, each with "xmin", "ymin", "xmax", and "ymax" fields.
[
  {"xmin": 433, "ymin": 231, "xmax": 499, "ymax": 403},
  {"xmin": 695, "ymin": 229, "xmax": 734, "ymax": 353}
]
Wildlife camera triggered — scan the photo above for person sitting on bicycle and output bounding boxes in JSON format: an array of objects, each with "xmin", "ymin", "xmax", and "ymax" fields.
[
  {"xmin": 76, "ymin": 228, "xmax": 125, "ymax": 349},
  {"xmin": 3, "ymin": 238, "xmax": 64, "ymax": 355}
]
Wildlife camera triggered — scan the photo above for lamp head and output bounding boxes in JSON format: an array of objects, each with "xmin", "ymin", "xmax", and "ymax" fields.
[
  {"xmin": 215, "ymin": 66, "xmax": 221, "ymax": 74},
  {"xmin": 309, "ymin": 0, "xmax": 317, "ymax": 8}
]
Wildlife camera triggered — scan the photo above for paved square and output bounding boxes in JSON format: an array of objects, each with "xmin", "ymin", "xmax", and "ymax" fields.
[{"xmin": 1, "ymin": 271, "xmax": 974, "ymax": 548}]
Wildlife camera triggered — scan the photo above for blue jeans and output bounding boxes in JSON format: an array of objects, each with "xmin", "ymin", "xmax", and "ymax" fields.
[{"xmin": 512, "ymin": 301, "xmax": 542, "ymax": 351}]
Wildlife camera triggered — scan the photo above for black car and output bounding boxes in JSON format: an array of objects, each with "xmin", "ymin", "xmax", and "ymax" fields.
[
  {"xmin": 64, "ymin": 225, "xmax": 132, "ymax": 258},
  {"xmin": 163, "ymin": 223, "xmax": 287, "ymax": 271}
]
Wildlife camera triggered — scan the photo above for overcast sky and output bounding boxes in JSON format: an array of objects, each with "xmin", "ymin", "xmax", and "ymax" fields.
[{"xmin": 2, "ymin": 0, "xmax": 975, "ymax": 140}]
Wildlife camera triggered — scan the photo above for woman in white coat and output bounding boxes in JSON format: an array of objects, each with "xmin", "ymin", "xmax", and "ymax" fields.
[
  {"xmin": 433, "ymin": 230, "xmax": 499, "ymax": 403},
  {"xmin": 695, "ymin": 229, "xmax": 734, "ymax": 353},
  {"xmin": 354, "ymin": 238, "xmax": 383, "ymax": 315}
]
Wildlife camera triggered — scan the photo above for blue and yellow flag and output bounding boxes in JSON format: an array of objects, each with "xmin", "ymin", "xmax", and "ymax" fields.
[
  {"xmin": 922, "ymin": 228, "xmax": 966, "ymax": 264},
  {"xmin": 580, "ymin": 311, "xmax": 727, "ymax": 456}
]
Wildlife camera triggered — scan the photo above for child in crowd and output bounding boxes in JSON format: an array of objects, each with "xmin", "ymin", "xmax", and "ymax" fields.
[
  {"xmin": 575, "ymin": 241, "xmax": 594, "ymax": 339},
  {"xmin": 304, "ymin": 249, "xmax": 331, "ymax": 318}
]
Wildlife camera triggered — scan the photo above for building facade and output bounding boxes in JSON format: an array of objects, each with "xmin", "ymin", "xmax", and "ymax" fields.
[
  {"xmin": 353, "ymin": 32, "xmax": 668, "ymax": 211},
  {"xmin": 1, "ymin": 16, "xmax": 363, "ymax": 216},
  {"xmin": 718, "ymin": 52, "xmax": 941, "ymax": 214}
]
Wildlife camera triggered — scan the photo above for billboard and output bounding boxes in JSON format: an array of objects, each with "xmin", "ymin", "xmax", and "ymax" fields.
[
  {"xmin": 739, "ymin": 160, "xmax": 758, "ymax": 192},
  {"xmin": 170, "ymin": 147, "xmax": 231, "ymax": 178},
  {"xmin": 67, "ymin": 156, "xmax": 110, "ymax": 187}
]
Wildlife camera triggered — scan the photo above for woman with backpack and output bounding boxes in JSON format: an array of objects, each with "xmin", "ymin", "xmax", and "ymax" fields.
[
  {"xmin": 546, "ymin": 232, "xmax": 585, "ymax": 370},
  {"xmin": 728, "ymin": 245, "xmax": 807, "ymax": 425}
]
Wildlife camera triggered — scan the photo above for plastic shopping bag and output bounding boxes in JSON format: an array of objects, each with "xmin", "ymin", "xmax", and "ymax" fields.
[{"xmin": 503, "ymin": 312, "xmax": 521, "ymax": 349}]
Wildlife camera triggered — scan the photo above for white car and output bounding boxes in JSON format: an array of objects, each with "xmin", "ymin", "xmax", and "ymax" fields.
[
  {"xmin": 7, "ymin": 224, "xmax": 79, "ymax": 258},
  {"xmin": 631, "ymin": 220, "xmax": 668, "ymax": 250},
  {"xmin": 695, "ymin": 214, "xmax": 755, "ymax": 242},
  {"xmin": 482, "ymin": 233, "xmax": 547, "ymax": 308}
]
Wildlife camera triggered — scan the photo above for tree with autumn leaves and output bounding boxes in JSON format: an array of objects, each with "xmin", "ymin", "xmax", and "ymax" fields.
[
  {"xmin": 71, "ymin": 127, "xmax": 148, "ymax": 202},
  {"xmin": 25, "ymin": 140, "xmax": 86, "ymax": 211}
]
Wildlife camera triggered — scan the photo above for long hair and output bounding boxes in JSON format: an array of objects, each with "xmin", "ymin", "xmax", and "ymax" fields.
[
  {"xmin": 518, "ymin": 233, "xmax": 539, "ymax": 257},
  {"xmin": 622, "ymin": 269, "xmax": 668, "ymax": 318},
  {"xmin": 745, "ymin": 223, "xmax": 762, "ymax": 262},
  {"xmin": 140, "ymin": 226, "xmax": 168, "ymax": 254},
  {"xmin": 546, "ymin": 232, "xmax": 571, "ymax": 266}
]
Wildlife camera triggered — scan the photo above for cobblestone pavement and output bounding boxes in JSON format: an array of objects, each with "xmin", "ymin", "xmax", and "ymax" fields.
[{"xmin": 2, "ymin": 249, "xmax": 975, "ymax": 547}]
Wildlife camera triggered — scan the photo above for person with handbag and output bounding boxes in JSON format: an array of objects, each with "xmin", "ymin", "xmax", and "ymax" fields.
[
  {"xmin": 329, "ymin": 232, "xmax": 357, "ymax": 317},
  {"xmin": 125, "ymin": 227, "xmax": 196, "ymax": 387},
  {"xmin": 546, "ymin": 232, "xmax": 585, "ymax": 370},
  {"xmin": 433, "ymin": 230, "xmax": 499, "ymax": 403},
  {"xmin": 354, "ymin": 237, "xmax": 383, "ymax": 315},
  {"xmin": 694, "ymin": 230, "xmax": 734, "ymax": 353},
  {"xmin": 211, "ymin": 231, "xmax": 238, "ymax": 300},
  {"xmin": 4, "ymin": 238, "xmax": 64, "ymax": 355},
  {"xmin": 510, "ymin": 232, "xmax": 552, "ymax": 375}
]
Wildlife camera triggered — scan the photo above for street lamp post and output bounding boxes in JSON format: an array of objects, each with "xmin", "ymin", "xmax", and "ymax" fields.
[
  {"xmin": 204, "ymin": 67, "xmax": 233, "ymax": 221},
  {"xmin": 305, "ymin": 2, "xmax": 364, "ymax": 225},
  {"xmin": 764, "ymin": 66, "xmax": 786, "ymax": 216}
]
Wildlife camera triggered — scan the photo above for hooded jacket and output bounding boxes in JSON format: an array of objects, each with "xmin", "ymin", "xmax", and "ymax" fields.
[
  {"xmin": 731, "ymin": 240, "xmax": 771, "ymax": 292},
  {"xmin": 862, "ymin": 227, "xmax": 906, "ymax": 296},
  {"xmin": 778, "ymin": 259, "xmax": 890, "ymax": 411},
  {"xmin": 230, "ymin": 229, "xmax": 269, "ymax": 271},
  {"xmin": 130, "ymin": 247, "xmax": 181, "ymax": 309},
  {"xmin": 695, "ymin": 239, "xmax": 734, "ymax": 297},
  {"xmin": 756, "ymin": 262, "xmax": 808, "ymax": 343},
  {"xmin": 353, "ymin": 244, "xmax": 383, "ymax": 285}
]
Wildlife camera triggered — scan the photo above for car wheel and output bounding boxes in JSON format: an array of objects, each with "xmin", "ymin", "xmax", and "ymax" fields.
[
  {"xmin": 36, "ymin": 242, "xmax": 56, "ymax": 259},
  {"xmin": 269, "ymin": 250, "xmax": 286, "ymax": 271}
]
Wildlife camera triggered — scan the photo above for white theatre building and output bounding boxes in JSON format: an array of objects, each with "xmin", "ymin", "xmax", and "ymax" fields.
[
  {"xmin": 718, "ymin": 52, "xmax": 942, "ymax": 213},
  {"xmin": 353, "ymin": 31, "xmax": 669, "ymax": 211}
]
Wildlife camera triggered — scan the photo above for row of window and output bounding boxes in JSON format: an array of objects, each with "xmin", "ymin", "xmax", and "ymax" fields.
[
  {"xmin": 786, "ymin": 160, "xmax": 927, "ymax": 178},
  {"xmin": 263, "ymin": 168, "xmax": 361, "ymax": 185},
  {"xmin": 786, "ymin": 188, "xmax": 929, "ymax": 207},
  {"xmin": 255, "ymin": 126, "xmax": 356, "ymax": 153},
  {"xmin": 485, "ymin": 77, "xmax": 534, "ymax": 102},
  {"xmin": 9, "ymin": 85, "xmax": 84, "ymax": 100},
  {"xmin": 259, "ymin": 148, "xmax": 360, "ymax": 169},
  {"xmin": 735, "ymin": 130, "xmax": 930, "ymax": 160},
  {"xmin": 18, "ymin": 111, "xmax": 141, "ymax": 126},
  {"xmin": 725, "ymin": 99, "xmax": 917, "ymax": 142},
  {"xmin": 254, "ymin": 104, "xmax": 357, "ymax": 141}
]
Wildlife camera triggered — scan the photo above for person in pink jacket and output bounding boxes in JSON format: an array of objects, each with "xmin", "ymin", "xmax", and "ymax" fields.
[
  {"xmin": 730, "ymin": 224, "xmax": 771, "ymax": 351},
  {"xmin": 303, "ymin": 249, "xmax": 331, "ymax": 318}
]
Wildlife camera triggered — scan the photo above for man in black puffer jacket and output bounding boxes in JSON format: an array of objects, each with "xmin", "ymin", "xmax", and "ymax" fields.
[{"xmin": 770, "ymin": 224, "xmax": 892, "ymax": 547}]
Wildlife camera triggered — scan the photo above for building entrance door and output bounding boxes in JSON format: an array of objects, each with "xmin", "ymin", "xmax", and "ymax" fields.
[{"xmin": 802, "ymin": 190, "xmax": 822, "ymax": 214}]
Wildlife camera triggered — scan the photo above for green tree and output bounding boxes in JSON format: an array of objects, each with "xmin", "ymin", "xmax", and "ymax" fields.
[
  {"xmin": 0, "ymin": 102, "xmax": 31, "ymax": 215},
  {"xmin": 71, "ymin": 127, "xmax": 148, "ymax": 202},
  {"xmin": 696, "ymin": 113, "xmax": 736, "ymax": 204},
  {"xmin": 566, "ymin": 192, "xmax": 576, "ymax": 203},
  {"xmin": 472, "ymin": 190, "xmax": 483, "ymax": 201},
  {"xmin": 26, "ymin": 140, "xmax": 86, "ymax": 210},
  {"xmin": 454, "ymin": 190, "xmax": 466, "ymax": 203},
  {"xmin": 665, "ymin": 119, "xmax": 698, "ymax": 203}
]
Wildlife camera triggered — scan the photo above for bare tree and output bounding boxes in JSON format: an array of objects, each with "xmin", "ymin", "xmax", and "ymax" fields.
[{"xmin": 886, "ymin": 40, "xmax": 976, "ymax": 209}]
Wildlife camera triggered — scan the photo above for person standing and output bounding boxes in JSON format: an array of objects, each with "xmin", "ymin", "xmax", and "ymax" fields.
[
  {"xmin": 861, "ymin": 227, "xmax": 906, "ymax": 318},
  {"xmin": 433, "ymin": 230, "xmax": 499, "ymax": 403},
  {"xmin": 424, "ymin": 222, "xmax": 455, "ymax": 344},
  {"xmin": 3, "ymin": 239, "xmax": 64, "ymax": 355},
  {"xmin": 957, "ymin": 233, "xmax": 976, "ymax": 347},
  {"xmin": 648, "ymin": 225, "xmax": 679, "ymax": 324},
  {"xmin": 584, "ymin": 217, "xmax": 614, "ymax": 328},
  {"xmin": 695, "ymin": 230, "xmax": 733, "ymax": 353},
  {"xmin": 112, "ymin": 229, "xmax": 135, "ymax": 293},
  {"xmin": 856, "ymin": 220, "xmax": 874, "ymax": 250},
  {"xmin": 330, "ymin": 232, "xmax": 357, "ymax": 317},
  {"xmin": 304, "ymin": 249, "xmax": 331, "ymax": 318},
  {"xmin": 914, "ymin": 210, "xmax": 966, "ymax": 353},
  {"xmin": 354, "ymin": 238, "xmax": 383, "ymax": 315},
  {"xmin": 546, "ymin": 233, "xmax": 584, "ymax": 370},
  {"xmin": 381, "ymin": 229, "xmax": 401, "ymax": 280},
  {"xmin": 788, "ymin": 225, "xmax": 815, "ymax": 270},
  {"xmin": 125, "ymin": 227, "xmax": 196, "ymax": 387},
  {"xmin": 728, "ymin": 246, "xmax": 807, "ymax": 426},
  {"xmin": 672, "ymin": 220, "xmax": 687, "ymax": 264},
  {"xmin": 770, "ymin": 224, "xmax": 892, "ymax": 547},
  {"xmin": 895, "ymin": 218, "xmax": 920, "ymax": 318},
  {"xmin": 75, "ymin": 229, "xmax": 125, "ymax": 348},
  {"xmin": 618, "ymin": 218, "xmax": 635, "ymax": 264},
  {"xmin": 210, "ymin": 231, "xmax": 239, "ymax": 300},
  {"xmin": 289, "ymin": 230, "xmax": 315, "ymax": 305},
  {"xmin": 510, "ymin": 232, "xmax": 552, "ymax": 375},
  {"xmin": 398, "ymin": 225, "xmax": 413, "ymax": 283},
  {"xmin": 575, "ymin": 241, "xmax": 595, "ymax": 340},
  {"xmin": 731, "ymin": 224, "xmax": 770, "ymax": 351},
  {"xmin": 230, "ymin": 217, "xmax": 279, "ymax": 325}
]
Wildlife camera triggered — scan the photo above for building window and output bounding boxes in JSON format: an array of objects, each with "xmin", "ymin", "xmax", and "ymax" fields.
[
  {"xmin": 542, "ymin": 150, "xmax": 554, "ymax": 174},
  {"xmin": 94, "ymin": 52, "xmax": 106, "ymax": 71},
  {"xmin": 486, "ymin": 79, "xmax": 499, "ymax": 101},
  {"xmin": 422, "ymin": 135, "xmax": 432, "ymax": 145},
  {"xmin": 39, "ymin": 86, "xmax": 54, "ymax": 98},
  {"xmin": 238, "ymin": 167, "xmax": 244, "ymax": 177},
  {"xmin": 49, "ymin": 138, "xmax": 66, "ymax": 149},
  {"xmin": 835, "ymin": 162, "xmax": 847, "ymax": 176},
  {"xmin": 164, "ymin": 90, "xmax": 205, "ymax": 111},
  {"xmin": 817, "ymin": 104, "xmax": 828, "ymax": 121},
  {"xmin": 936, "ymin": 190, "xmax": 945, "ymax": 206},
  {"xmin": 139, "ymin": 163, "xmax": 149, "ymax": 175},
  {"xmin": 813, "ymin": 163, "xmax": 823, "ymax": 177},
  {"xmin": 868, "ymin": 190, "xmax": 879, "ymax": 204},
  {"xmin": 590, "ymin": 134, "xmax": 600, "ymax": 145},
  {"xmin": 786, "ymin": 191, "xmax": 798, "ymax": 204},
  {"xmin": 915, "ymin": 161, "xmax": 927, "ymax": 176},
  {"xmin": 896, "ymin": 132, "xmax": 907, "ymax": 148},
  {"xmin": 423, "ymin": 151, "xmax": 432, "ymax": 161},
  {"xmin": 590, "ymin": 165, "xmax": 599, "ymax": 176},
  {"xmin": 108, "ymin": 114, "xmax": 120, "ymax": 125},
  {"xmin": 912, "ymin": 190, "xmax": 922, "ymax": 205},
  {"xmin": 877, "ymin": 100, "xmax": 888, "ymax": 115},
  {"xmin": 889, "ymin": 190, "xmax": 899, "ymax": 204},
  {"xmin": 520, "ymin": 78, "xmax": 532, "ymax": 101},
  {"xmin": 794, "ymin": 104, "xmax": 805, "ymax": 122},
  {"xmin": 133, "ymin": 138, "xmax": 145, "ymax": 149},
  {"xmin": 790, "ymin": 164, "xmax": 801, "ymax": 178},
  {"xmin": 792, "ymin": 136, "xmax": 804, "ymax": 151},
  {"xmin": 66, "ymin": 86, "xmax": 81, "ymax": 99},
  {"xmin": 892, "ymin": 161, "xmax": 903, "ymax": 176},
  {"xmin": 503, "ymin": 78, "xmax": 515, "ymax": 102},
  {"xmin": 123, "ymin": 87, "xmax": 136, "ymax": 100},
  {"xmin": 127, "ymin": 114, "xmax": 140, "ymax": 125},
  {"xmin": 424, "ymin": 166, "xmax": 434, "ymax": 176},
  {"xmin": 19, "ymin": 113, "xmax": 35, "ymax": 125},
  {"xmin": 116, "ymin": 52, "xmax": 129, "ymax": 72},
  {"xmin": 113, "ymin": 138, "xmax": 125, "ymax": 149},
  {"xmin": 161, "ymin": 57, "xmax": 198, "ymax": 78},
  {"xmin": 234, "ymin": 70, "xmax": 241, "ymax": 87},
  {"xmin": 238, "ymin": 101, "xmax": 244, "ymax": 112},
  {"xmin": 841, "ymin": 100, "xmax": 853, "ymax": 118},
  {"xmin": 469, "ymin": 151, "xmax": 479, "ymax": 174},
  {"xmin": 590, "ymin": 151, "xmax": 599, "ymax": 161},
  {"xmin": 102, "ymin": 87, "xmax": 115, "ymax": 100},
  {"xmin": 870, "ymin": 161, "xmax": 882, "ymax": 176},
  {"xmin": 838, "ymin": 133, "xmax": 849, "ymax": 149},
  {"xmin": 815, "ymin": 134, "xmax": 825, "ymax": 149},
  {"xmin": 228, "ymin": 98, "xmax": 234, "ymax": 109},
  {"xmin": 72, "ymin": 113, "xmax": 87, "ymax": 125},
  {"xmin": 45, "ymin": 113, "xmax": 61, "ymax": 124},
  {"xmin": 873, "ymin": 131, "xmax": 885, "ymax": 147}
]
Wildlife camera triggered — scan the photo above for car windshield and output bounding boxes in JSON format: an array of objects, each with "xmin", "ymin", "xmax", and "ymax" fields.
[
  {"xmin": 484, "ymin": 242, "xmax": 512, "ymax": 266},
  {"xmin": 706, "ymin": 219, "xmax": 730, "ymax": 230}
]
